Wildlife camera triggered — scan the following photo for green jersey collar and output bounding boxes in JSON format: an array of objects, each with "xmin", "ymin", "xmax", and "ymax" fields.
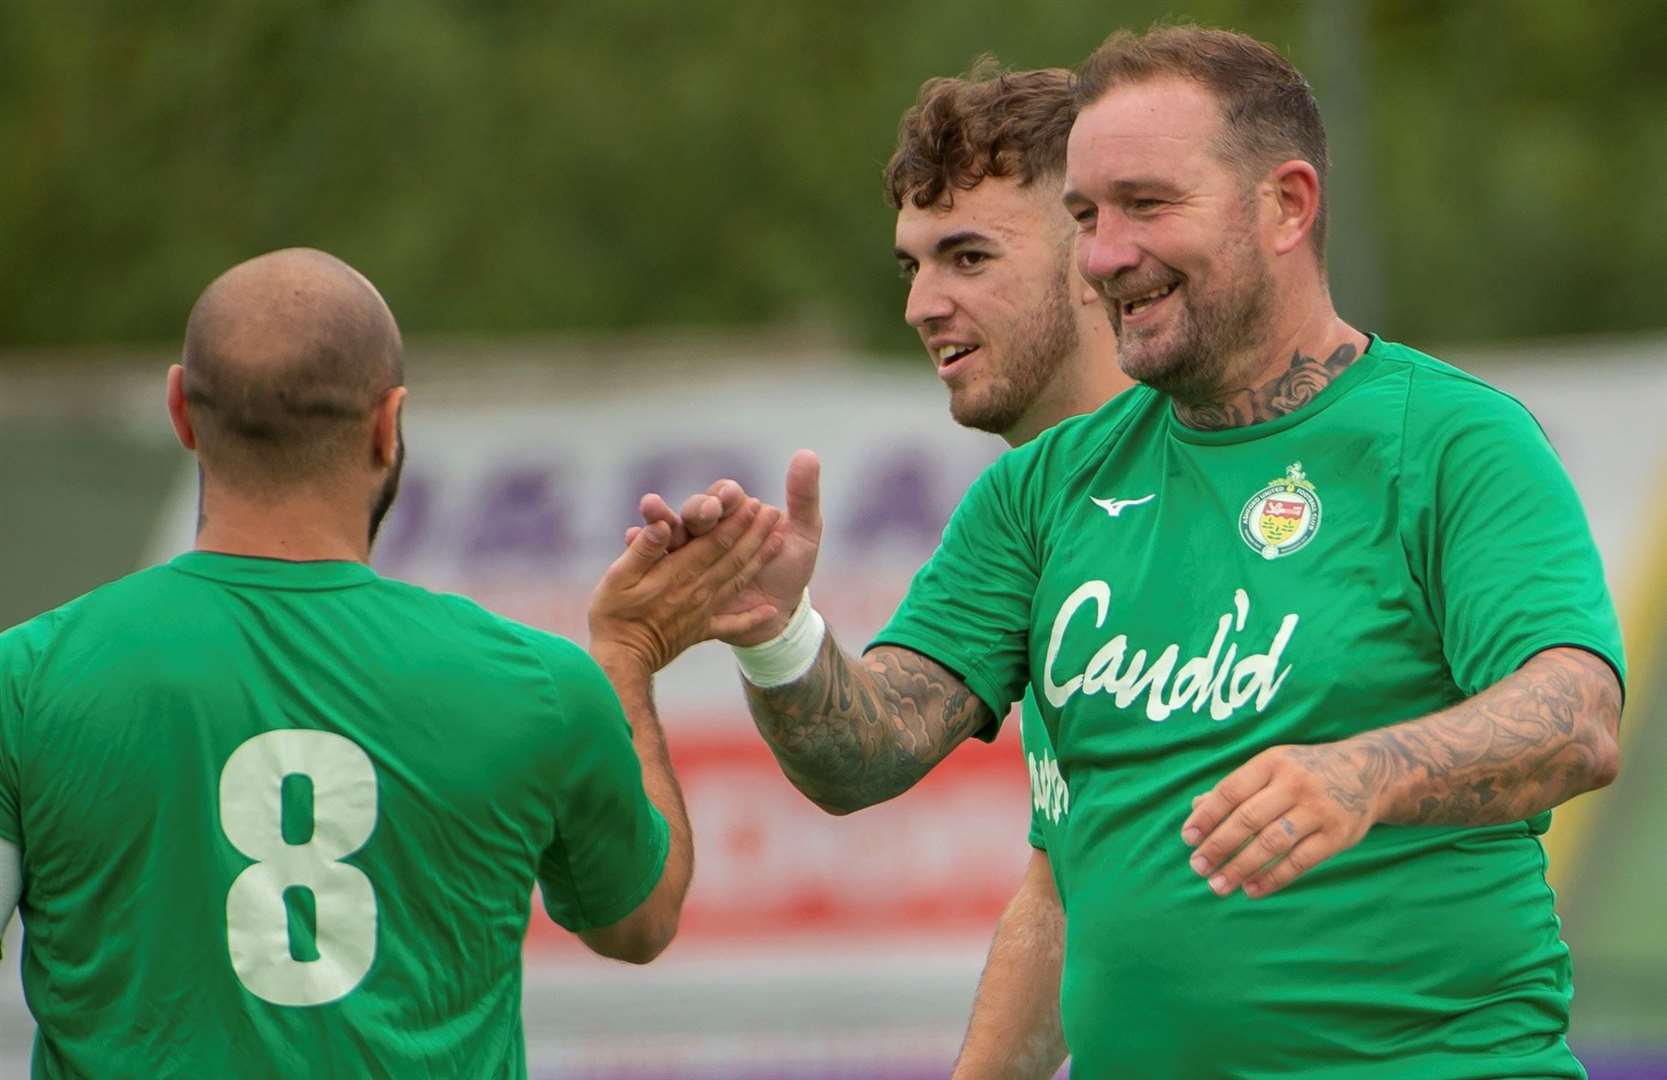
[
  {"xmin": 1165, "ymin": 334, "xmax": 1384, "ymax": 445},
  {"xmin": 168, "ymin": 550, "xmax": 379, "ymax": 591}
]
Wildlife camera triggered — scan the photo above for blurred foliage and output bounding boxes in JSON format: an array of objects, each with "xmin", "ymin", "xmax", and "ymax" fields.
[{"xmin": 0, "ymin": 0, "xmax": 1664, "ymax": 356}]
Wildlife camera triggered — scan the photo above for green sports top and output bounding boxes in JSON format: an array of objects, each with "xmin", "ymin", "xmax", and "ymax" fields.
[
  {"xmin": 0, "ymin": 552, "xmax": 668, "ymax": 1078},
  {"xmin": 876, "ymin": 338, "xmax": 1624, "ymax": 1079},
  {"xmin": 1021, "ymin": 691, "xmax": 1068, "ymax": 897}
]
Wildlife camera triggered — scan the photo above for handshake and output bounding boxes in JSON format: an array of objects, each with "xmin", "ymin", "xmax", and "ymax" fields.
[{"xmin": 586, "ymin": 449, "xmax": 825, "ymax": 680}]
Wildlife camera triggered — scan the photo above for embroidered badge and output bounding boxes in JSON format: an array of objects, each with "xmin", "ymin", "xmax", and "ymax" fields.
[{"xmin": 1239, "ymin": 462, "xmax": 1321, "ymax": 560}]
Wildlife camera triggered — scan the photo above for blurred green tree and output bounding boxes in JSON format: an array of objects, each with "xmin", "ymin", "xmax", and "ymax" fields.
[{"xmin": 0, "ymin": 0, "xmax": 1661, "ymax": 355}]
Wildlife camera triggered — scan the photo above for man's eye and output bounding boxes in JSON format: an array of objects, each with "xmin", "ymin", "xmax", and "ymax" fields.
[
  {"xmin": 1072, "ymin": 207, "xmax": 1096, "ymax": 228},
  {"xmin": 898, "ymin": 263, "xmax": 918, "ymax": 282},
  {"xmin": 1130, "ymin": 198, "xmax": 1164, "ymax": 212},
  {"xmin": 953, "ymin": 251, "xmax": 989, "ymax": 269}
]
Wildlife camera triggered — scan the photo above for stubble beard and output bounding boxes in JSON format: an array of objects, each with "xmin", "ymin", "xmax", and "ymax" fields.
[
  {"xmin": 950, "ymin": 259, "xmax": 1081, "ymax": 437},
  {"xmin": 1110, "ymin": 226, "xmax": 1276, "ymax": 406},
  {"xmin": 367, "ymin": 423, "xmax": 405, "ymax": 550}
]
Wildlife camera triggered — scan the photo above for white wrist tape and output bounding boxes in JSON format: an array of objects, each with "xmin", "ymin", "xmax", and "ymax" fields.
[{"xmin": 732, "ymin": 590, "xmax": 826, "ymax": 688}]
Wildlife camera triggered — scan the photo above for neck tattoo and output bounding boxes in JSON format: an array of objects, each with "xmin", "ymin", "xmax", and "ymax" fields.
[{"xmin": 1175, "ymin": 343, "xmax": 1360, "ymax": 431}]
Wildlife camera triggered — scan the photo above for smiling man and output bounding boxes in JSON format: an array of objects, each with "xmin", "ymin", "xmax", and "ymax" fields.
[
  {"xmin": 885, "ymin": 63, "xmax": 1128, "ymax": 1079},
  {"xmin": 888, "ymin": 63, "xmax": 1126, "ymax": 448},
  {"xmin": 634, "ymin": 67, "xmax": 1126, "ymax": 1074},
  {"xmin": 630, "ymin": 24, "xmax": 1623, "ymax": 1079}
]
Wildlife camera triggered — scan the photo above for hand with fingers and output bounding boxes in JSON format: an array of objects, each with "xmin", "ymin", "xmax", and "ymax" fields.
[
  {"xmin": 625, "ymin": 450, "xmax": 824, "ymax": 646},
  {"xmin": 589, "ymin": 498, "xmax": 784, "ymax": 677},
  {"xmin": 629, "ymin": 478, "xmax": 750, "ymax": 552},
  {"xmin": 1180, "ymin": 742, "xmax": 1380, "ymax": 900}
]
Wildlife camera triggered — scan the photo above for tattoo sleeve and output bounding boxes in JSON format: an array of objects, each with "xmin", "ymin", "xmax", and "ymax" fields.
[
  {"xmin": 1311, "ymin": 647, "xmax": 1622, "ymax": 826},
  {"xmin": 744, "ymin": 632, "xmax": 996, "ymax": 813}
]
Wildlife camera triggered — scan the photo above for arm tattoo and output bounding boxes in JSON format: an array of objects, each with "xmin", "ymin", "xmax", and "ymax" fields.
[
  {"xmin": 1296, "ymin": 648, "xmax": 1621, "ymax": 826},
  {"xmin": 744, "ymin": 632, "xmax": 995, "ymax": 813},
  {"xmin": 1175, "ymin": 343, "xmax": 1358, "ymax": 432}
]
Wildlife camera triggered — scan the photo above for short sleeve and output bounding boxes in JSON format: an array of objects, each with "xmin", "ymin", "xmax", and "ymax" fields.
[
  {"xmin": 1021, "ymin": 694, "xmax": 1048, "ymax": 851},
  {"xmin": 523, "ymin": 635, "xmax": 670, "ymax": 932},
  {"xmin": 1405, "ymin": 372, "xmax": 1626, "ymax": 697},
  {"xmin": 0, "ymin": 619, "xmax": 39, "ymax": 847},
  {"xmin": 869, "ymin": 457, "xmax": 1040, "ymax": 738}
]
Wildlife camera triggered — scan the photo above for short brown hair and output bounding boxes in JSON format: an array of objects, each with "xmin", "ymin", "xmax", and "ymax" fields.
[
  {"xmin": 885, "ymin": 58, "xmax": 1075, "ymax": 211},
  {"xmin": 1074, "ymin": 25, "xmax": 1330, "ymax": 254}
]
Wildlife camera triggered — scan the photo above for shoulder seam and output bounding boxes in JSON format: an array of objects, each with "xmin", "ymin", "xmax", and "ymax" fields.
[{"xmin": 1382, "ymin": 343, "xmax": 1538, "ymax": 417}]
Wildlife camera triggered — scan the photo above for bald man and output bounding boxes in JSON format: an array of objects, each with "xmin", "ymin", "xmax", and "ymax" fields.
[{"xmin": 0, "ymin": 249, "xmax": 783, "ymax": 1076}]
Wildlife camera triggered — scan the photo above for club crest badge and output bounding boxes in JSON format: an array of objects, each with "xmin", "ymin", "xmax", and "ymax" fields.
[{"xmin": 1239, "ymin": 462, "xmax": 1321, "ymax": 560}]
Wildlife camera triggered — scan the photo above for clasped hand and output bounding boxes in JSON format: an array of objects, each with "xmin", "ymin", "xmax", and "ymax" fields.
[
  {"xmin": 588, "ymin": 497, "xmax": 783, "ymax": 676},
  {"xmin": 589, "ymin": 449, "xmax": 823, "ymax": 676},
  {"xmin": 620, "ymin": 449, "xmax": 824, "ymax": 647}
]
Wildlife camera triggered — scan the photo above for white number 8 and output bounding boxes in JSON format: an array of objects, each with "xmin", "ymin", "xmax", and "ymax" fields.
[{"xmin": 220, "ymin": 730, "xmax": 379, "ymax": 1006}]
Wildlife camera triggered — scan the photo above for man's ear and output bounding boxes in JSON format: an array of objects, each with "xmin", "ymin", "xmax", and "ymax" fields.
[
  {"xmin": 373, "ymin": 386, "xmax": 407, "ymax": 468},
  {"xmin": 166, "ymin": 364, "xmax": 198, "ymax": 451},
  {"xmin": 1266, "ymin": 160, "xmax": 1320, "ymax": 257}
]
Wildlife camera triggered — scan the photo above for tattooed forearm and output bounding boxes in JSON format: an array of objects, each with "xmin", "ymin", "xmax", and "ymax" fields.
[
  {"xmin": 1299, "ymin": 648, "xmax": 1621, "ymax": 826},
  {"xmin": 744, "ymin": 633, "xmax": 995, "ymax": 813},
  {"xmin": 1175, "ymin": 343, "xmax": 1358, "ymax": 432}
]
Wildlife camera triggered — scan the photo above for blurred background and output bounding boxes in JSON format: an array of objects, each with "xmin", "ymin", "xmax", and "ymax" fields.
[{"xmin": 2, "ymin": 0, "xmax": 1665, "ymax": 1075}]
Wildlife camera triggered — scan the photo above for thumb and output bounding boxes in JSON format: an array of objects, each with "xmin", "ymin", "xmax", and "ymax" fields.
[{"xmin": 785, "ymin": 449, "xmax": 822, "ymax": 535}]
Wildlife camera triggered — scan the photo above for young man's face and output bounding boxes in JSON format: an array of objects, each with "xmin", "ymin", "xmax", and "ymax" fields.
[
  {"xmin": 894, "ymin": 176, "xmax": 1080, "ymax": 438},
  {"xmin": 1064, "ymin": 77, "xmax": 1277, "ymax": 400}
]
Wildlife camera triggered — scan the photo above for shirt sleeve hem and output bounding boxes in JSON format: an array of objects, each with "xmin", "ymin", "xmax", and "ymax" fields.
[
  {"xmin": 1491, "ymin": 637, "xmax": 1627, "ymax": 700},
  {"xmin": 865, "ymin": 630, "xmax": 1009, "ymax": 740},
  {"xmin": 544, "ymin": 808, "xmax": 671, "ymax": 933}
]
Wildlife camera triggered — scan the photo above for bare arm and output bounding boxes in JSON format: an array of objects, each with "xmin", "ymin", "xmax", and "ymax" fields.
[
  {"xmin": 1323, "ymin": 645, "xmax": 1621, "ymax": 827},
  {"xmin": 0, "ymin": 838, "xmax": 18, "ymax": 959},
  {"xmin": 578, "ymin": 659, "xmax": 693, "ymax": 964},
  {"xmin": 578, "ymin": 502, "xmax": 780, "ymax": 960},
  {"xmin": 638, "ymin": 454, "xmax": 997, "ymax": 812},
  {"xmin": 1185, "ymin": 646, "xmax": 1623, "ymax": 899},
  {"xmin": 951, "ymin": 849, "xmax": 1067, "ymax": 1080},
  {"xmin": 744, "ymin": 632, "xmax": 995, "ymax": 814}
]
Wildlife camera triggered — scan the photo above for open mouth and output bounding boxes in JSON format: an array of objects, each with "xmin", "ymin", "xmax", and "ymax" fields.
[
  {"xmin": 1121, "ymin": 281, "xmax": 1180, "ymax": 319},
  {"xmin": 935, "ymin": 343, "xmax": 980, "ymax": 370}
]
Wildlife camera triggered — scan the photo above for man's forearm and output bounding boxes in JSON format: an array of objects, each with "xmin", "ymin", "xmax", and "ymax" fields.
[
  {"xmin": 952, "ymin": 850, "xmax": 1067, "ymax": 1080},
  {"xmin": 743, "ymin": 630, "xmax": 992, "ymax": 813},
  {"xmin": 603, "ymin": 659, "xmax": 694, "ymax": 919},
  {"xmin": 1305, "ymin": 647, "xmax": 1621, "ymax": 827}
]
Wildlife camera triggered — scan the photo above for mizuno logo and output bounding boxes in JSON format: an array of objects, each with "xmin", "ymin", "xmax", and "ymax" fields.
[{"xmin": 1090, "ymin": 494, "xmax": 1155, "ymax": 517}]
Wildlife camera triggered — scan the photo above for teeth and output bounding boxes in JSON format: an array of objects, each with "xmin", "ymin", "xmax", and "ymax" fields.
[
  {"xmin": 1124, "ymin": 282, "xmax": 1178, "ymax": 314},
  {"xmin": 937, "ymin": 344, "xmax": 974, "ymax": 363}
]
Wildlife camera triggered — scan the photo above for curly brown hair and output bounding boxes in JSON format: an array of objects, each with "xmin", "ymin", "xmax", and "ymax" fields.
[
  {"xmin": 1075, "ymin": 24, "xmax": 1330, "ymax": 255},
  {"xmin": 884, "ymin": 57, "xmax": 1076, "ymax": 211}
]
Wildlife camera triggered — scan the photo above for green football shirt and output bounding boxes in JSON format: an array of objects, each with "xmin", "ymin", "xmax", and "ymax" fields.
[
  {"xmin": 875, "ymin": 338, "xmax": 1624, "ymax": 1079},
  {"xmin": 0, "ymin": 552, "xmax": 668, "ymax": 1078},
  {"xmin": 1021, "ymin": 691, "xmax": 1069, "ymax": 899}
]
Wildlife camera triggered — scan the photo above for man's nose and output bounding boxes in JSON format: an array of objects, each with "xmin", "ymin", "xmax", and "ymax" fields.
[
  {"xmin": 1079, "ymin": 213, "xmax": 1141, "ymax": 285},
  {"xmin": 905, "ymin": 268, "xmax": 955, "ymax": 328}
]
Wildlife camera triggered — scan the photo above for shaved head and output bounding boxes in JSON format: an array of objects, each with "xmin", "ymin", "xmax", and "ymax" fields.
[{"xmin": 182, "ymin": 248, "xmax": 403, "ymax": 489}]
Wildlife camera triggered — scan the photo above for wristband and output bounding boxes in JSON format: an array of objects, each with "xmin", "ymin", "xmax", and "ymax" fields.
[{"xmin": 732, "ymin": 590, "xmax": 826, "ymax": 687}]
